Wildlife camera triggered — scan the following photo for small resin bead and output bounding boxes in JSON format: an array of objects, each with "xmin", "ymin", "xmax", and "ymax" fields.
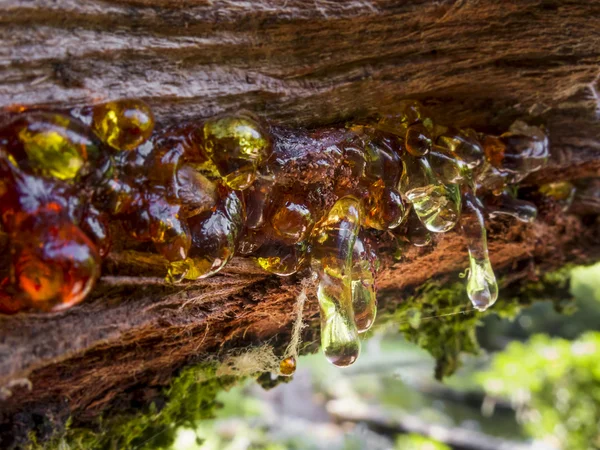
[
  {"xmin": 244, "ymin": 176, "xmax": 275, "ymax": 230},
  {"xmin": 362, "ymin": 138, "xmax": 401, "ymax": 186},
  {"xmin": 173, "ymin": 164, "xmax": 218, "ymax": 218},
  {"xmin": 539, "ymin": 181, "xmax": 576, "ymax": 211},
  {"xmin": 123, "ymin": 192, "xmax": 191, "ymax": 263},
  {"xmin": 279, "ymin": 356, "xmax": 297, "ymax": 376},
  {"xmin": 256, "ymin": 240, "xmax": 309, "ymax": 276},
  {"xmin": 364, "ymin": 182, "xmax": 406, "ymax": 230},
  {"xmin": 539, "ymin": 181, "xmax": 576, "ymax": 201},
  {"xmin": 437, "ymin": 129, "xmax": 484, "ymax": 169},
  {"xmin": 202, "ymin": 114, "xmax": 271, "ymax": 190},
  {"xmin": 0, "ymin": 113, "xmax": 101, "ymax": 181},
  {"xmin": 401, "ymin": 155, "xmax": 461, "ymax": 233},
  {"xmin": 483, "ymin": 121, "xmax": 549, "ymax": 177},
  {"xmin": 270, "ymin": 198, "xmax": 314, "ymax": 243},
  {"xmin": 92, "ymin": 99, "xmax": 155, "ymax": 151},
  {"xmin": 375, "ymin": 99, "xmax": 424, "ymax": 135},
  {"xmin": 405, "ymin": 123, "xmax": 432, "ymax": 157}
]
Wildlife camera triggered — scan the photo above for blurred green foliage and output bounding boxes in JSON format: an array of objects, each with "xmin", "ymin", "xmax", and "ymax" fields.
[
  {"xmin": 395, "ymin": 434, "xmax": 451, "ymax": 450},
  {"xmin": 478, "ymin": 332, "xmax": 600, "ymax": 450},
  {"xmin": 477, "ymin": 263, "xmax": 600, "ymax": 450}
]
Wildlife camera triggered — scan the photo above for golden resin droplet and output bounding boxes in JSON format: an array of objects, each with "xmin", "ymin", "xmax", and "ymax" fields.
[
  {"xmin": 202, "ymin": 114, "xmax": 271, "ymax": 190},
  {"xmin": 5, "ymin": 113, "xmax": 101, "ymax": 181},
  {"xmin": 312, "ymin": 196, "xmax": 362, "ymax": 367},
  {"xmin": 92, "ymin": 99, "xmax": 154, "ymax": 151},
  {"xmin": 168, "ymin": 187, "xmax": 243, "ymax": 281},
  {"xmin": 279, "ymin": 356, "xmax": 296, "ymax": 376},
  {"xmin": 351, "ymin": 235, "xmax": 377, "ymax": 333},
  {"xmin": 364, "ymin": 182, "xmax": 406, "ymax": 230},
  {"xmin": 461, "ymin": 192, "xmax": 498, "ymax": 311},
  {"xmin": 14, "ymin": 218, "xmax": 101, "ymax": 312},
  {"xmin": 271, "ymin": 199, "xmax": 314, "ymax": 243},
  {"xmin": 375, "ymin": 99, "xmax": 424, "ymax": 135}
]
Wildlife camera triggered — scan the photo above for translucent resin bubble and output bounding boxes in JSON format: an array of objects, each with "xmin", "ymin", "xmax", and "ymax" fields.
[
  {"xmin": 271, "ymin": 198, "xmax": 314, "ymax": 243},
  {"xmin": 483, "ymin": 121, "xmax": 549, "ymax": 178},
  {"xmin": 400, "ymin": 155, "xmax": 461, "ymax": 233},
  {"xmin": 438, "ymin": 128, "xmax": 484, "ymax": 170},
  {"xmin": 256, "ymin": 240, "xmax": 309, "ymax": 276}
]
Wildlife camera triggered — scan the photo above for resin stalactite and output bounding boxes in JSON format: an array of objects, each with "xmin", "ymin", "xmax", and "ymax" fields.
[{"xmin": 0, "ymin": 99, "xmax": 553, "ymax": 367}]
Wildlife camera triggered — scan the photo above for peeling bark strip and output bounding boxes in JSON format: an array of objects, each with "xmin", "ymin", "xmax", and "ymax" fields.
[{"xmin": 0, "ymin": 0, "xmax": 600, "ymax": 444}]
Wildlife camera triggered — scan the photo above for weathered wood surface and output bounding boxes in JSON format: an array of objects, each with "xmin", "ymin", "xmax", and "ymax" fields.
[{"xmin": 1, "ymin": 0, "xmax": 600, "ymax": 441}]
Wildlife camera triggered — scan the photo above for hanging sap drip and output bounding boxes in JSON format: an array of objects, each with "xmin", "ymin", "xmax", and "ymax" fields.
[
  {"xmin": 461, "ymin": 191, "xmax": 498, "ymax": 311},
  {"xmin": 351, "ymin": 233, "xmax": 378, "ymax": 334},
  {"xmin": 312, "ymin": 197, "xmax": 362, "ymax": 367}
]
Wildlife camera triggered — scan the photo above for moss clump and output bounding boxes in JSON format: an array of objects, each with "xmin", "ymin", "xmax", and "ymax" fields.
[
  {"xmin": 27, "ymin": 364, "xmax": 240, "ymax": 450},
  {"xmin": 379, "ymin": 265, "xmax": 576, "ymax": 379}
]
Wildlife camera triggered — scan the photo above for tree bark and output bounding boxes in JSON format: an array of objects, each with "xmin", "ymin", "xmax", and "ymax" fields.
[{"xmin": 1, "ymin": 0, "xmax": 600, "ymax": 441}]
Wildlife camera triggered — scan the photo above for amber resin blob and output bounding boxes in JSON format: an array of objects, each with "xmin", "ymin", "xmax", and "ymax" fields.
[{"xmin": 0, "ymin": 99, "xmax": 550, "ymax": 368}]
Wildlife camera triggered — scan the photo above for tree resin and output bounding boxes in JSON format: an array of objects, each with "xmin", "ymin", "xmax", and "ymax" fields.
[{"xmin": 0, "ymin": 99, "xmax": 551, "ymax": 368}]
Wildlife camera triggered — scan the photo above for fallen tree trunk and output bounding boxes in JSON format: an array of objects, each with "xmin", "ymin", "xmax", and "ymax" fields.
[{"xmin": 0, "ymin": 0, "xmax": 600, "ymax": 446}]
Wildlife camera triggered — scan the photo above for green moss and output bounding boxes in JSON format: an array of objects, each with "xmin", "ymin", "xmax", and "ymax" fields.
[
  {"xmin": 378, "ymin": 265, "xmax": 576, "ymax": 379},
  {"xmin": 28, "ymin": 364, "xmax": 240, "ymax": 450}
]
